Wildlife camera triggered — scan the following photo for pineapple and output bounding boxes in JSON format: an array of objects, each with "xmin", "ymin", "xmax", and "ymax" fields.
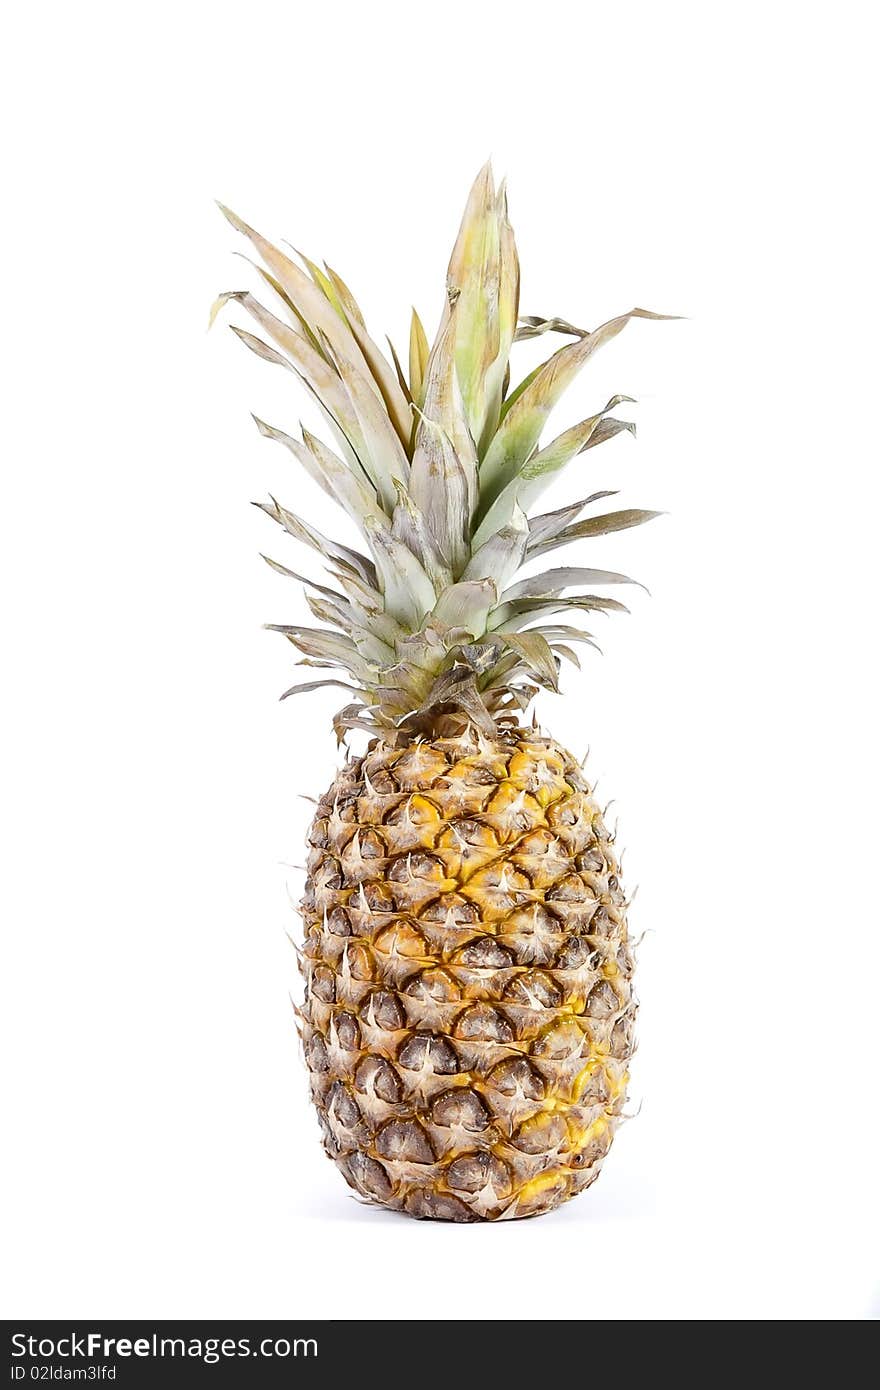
[{"xmin": 215, "ymin": 165, "xmax": 672, "ymax": 1221}]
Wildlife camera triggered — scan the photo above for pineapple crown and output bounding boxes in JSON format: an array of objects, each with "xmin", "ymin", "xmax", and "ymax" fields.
[{"xmin": 214, "ymin": 163, "xmax": 674, "ymax": 742}]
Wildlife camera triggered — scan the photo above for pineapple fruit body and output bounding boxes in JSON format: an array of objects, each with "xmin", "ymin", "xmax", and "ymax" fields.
[{"xmin": 301, "ymin": 723, "xmax": 634, "ymax": 1221}]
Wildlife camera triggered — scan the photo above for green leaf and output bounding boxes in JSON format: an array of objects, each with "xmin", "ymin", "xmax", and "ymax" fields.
[
  {"xmin": 295, "ymin": 247, "xmax": 348, "ymax": 315},
  {"xmin": 479, "ymin": 180, "xmax": 520, "ymax": 449},
  {"xmin": 445, "ymin": 162, "xmax": 499, "ymax": 443},
  {"xmin": 408, "ymin": 308, "xmax": 430, "ymax": 406},
  {"xmin": 323, "ymin": 263, "xmax": 367, "ymax": 326},
  {"xmin": 479, "ymin": 308, "xmax": 676, "ymax": 513},
  {"xmin": 443, "ymin": 165, "xmax": 520, "ymax": 454},
  {"xmin": 472, "ymin": 398, "xmax": 634, "ymax": 544},
  {"xmin": 499, "ymin": 361, "xmax": 543, "ymax": 422},
  {"xmin": 519, "ymin": 404, "xmax": 635, "ymax": 484}
]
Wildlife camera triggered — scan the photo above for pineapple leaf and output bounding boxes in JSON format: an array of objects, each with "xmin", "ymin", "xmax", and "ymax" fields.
[
  {"xmin": 472, "ymin": 398, "xmax": 635, "ymax": 544},
  {"xmin": 479, "ymin": 308, "xmax": 675, "ymax": 513},
  {"xmin": 391, "ymin": 484, "xmax": 453, "ymax": 592},
  {"xmin": 217, "ymin": 205, "xmax": 379, "ymax": 388},
  {"xmin": 550, "ymin": 642, "xmax": 581, "ymax": 669},
  {"xmin": 294, "ymin": 246, "xmax": 348, "ymax": 316},
  {"xmin": 408, "ymin": 309, "xmax": 430, "ymax": 406},
  {"xmin": 332, "ymin": 701, "xmax": 386, "ymax": 744},
  {"xmin": 385, "ymin": 337, "xmax": 414, "ymax": 409},
  {"xmin": 501, "ymin": 566, "xmax": 645, "ymax": 601},
  {"xmin": 253, "ymin": 497, "xmax": 377, "ymax": 587},
  {"xmin": 499, "ymin": 360, "xmax": 543, "ymax": 422},
  {"xmin": 445, "ymin": 162, "xmax": 499, "ymax": 444},
  {"xmin": 251, "ymin": 416, "xmax": 335, "ymax": 502},
  {"xmin": 515, "ymin": 314, "xmax": 588, "ymax": 341},
  {"xmin": 525, "ymin": 491, "xmax": 620, "ymax": 553},
  {"xmin": 408, "ymin": 315, "xmax": 476, "ymax": 575},
  {"xmin": 252, "ymin": 416, "xmax": 380, "ymax": 527},
  {"xmin": 413, "ymin": 309, "xmax": 479, "ymax": 508},
  {"xmin": 443, "ymin": 166, "xmax": 520, "ymax": 455},
  {"xmin": 520, "ymin": 623, "xmax": 602, "ymax": 650},
  {"xmin": 314, "ymin": 261, "xmax": 412, "ymax": 445},
  {"xmin": 301, "ymin": 427, "xmax": 383, "ymax": 527},
  {"xmin": 229, "ymin": 323, "xmax": 293, "ymax": 370},
  {"xmin": 261, "ymin": 559, "xmax": 398, "ymax": 654},
  {"xmin": 265, "ymin": 624, "xmax": 376, "ymax": 682},
  {"xmin": 330, "ymin": 568, "xmax": 385, "ymax": 615},
  {"xmin": 429, "ymin": 579, "xmax": 497, "ymax": 638},
  {"xmin": 360, "ymin": 515, "xmax": 437, "ymax": 629},
  {"xmin": 323, "ymin": 264, "xmax": 367, "ymax": 327},
  {"xmin": 320, "ymin": 329, "xmax": 411, "ymax": 514},
  {"xmin": 520, "ymin": 408, "xmax": 635, "ymax": 484},
  {"xmin": 279, "ymin": 677, "xmax": 360, "ymax": 701},
  {"xmin": 304, "ymin": 594, "xmax": 395, "ymax": 664},
  {"xmin": 480, "ymin": 180, "xmax": 520, "ymax": 449},
  {"xmin": 223, "ymin": 296, "xmax": 367, "ymax": 468},
  {"xmin": 224, "ymin": 255, "xmax": 317, "ymax": 344},
  {"xmin": 489, "ymin": 593, "xmax": 629, "ymax": 632},
  {"xmin": 409, "ymin": 410, "xmax": 471, "ymax": 575},
  {"xmin": 527, "ymin": 508, "xmax": 665, "ymax": 560},
  {"xmin": 259, "ymin": 554, "xmax": 347, "ymax": 603},
  {"xmin": 462, "ymin": 504, "xmax": 529, "ymax": 594},
  {"xmin": 303, "ymin": 592, "xmax": 356, "ymax": 633},
  {"xmin": 494, "ymin": 630, "xmax": 560, "ymax": 691},
  {"xmin": 219, "ymin": 170, "xmax": 676, "ymax": 731}
]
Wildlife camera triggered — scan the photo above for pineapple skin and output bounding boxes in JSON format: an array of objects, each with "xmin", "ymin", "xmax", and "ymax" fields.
[{"xmin": 300, "ymin": 722, "xmax": 634, "ymax": 1221}]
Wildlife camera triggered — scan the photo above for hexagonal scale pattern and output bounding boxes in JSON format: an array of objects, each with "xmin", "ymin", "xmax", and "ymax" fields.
[{"xmin": 299, "ymin": 723, "xmax": 635, "ymax": 1221}]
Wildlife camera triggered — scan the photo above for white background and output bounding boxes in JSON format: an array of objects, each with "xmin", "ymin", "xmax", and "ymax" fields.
[{"xmin": 2, "ymin": 0, "xmax": 878, "ymax": 1322}]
